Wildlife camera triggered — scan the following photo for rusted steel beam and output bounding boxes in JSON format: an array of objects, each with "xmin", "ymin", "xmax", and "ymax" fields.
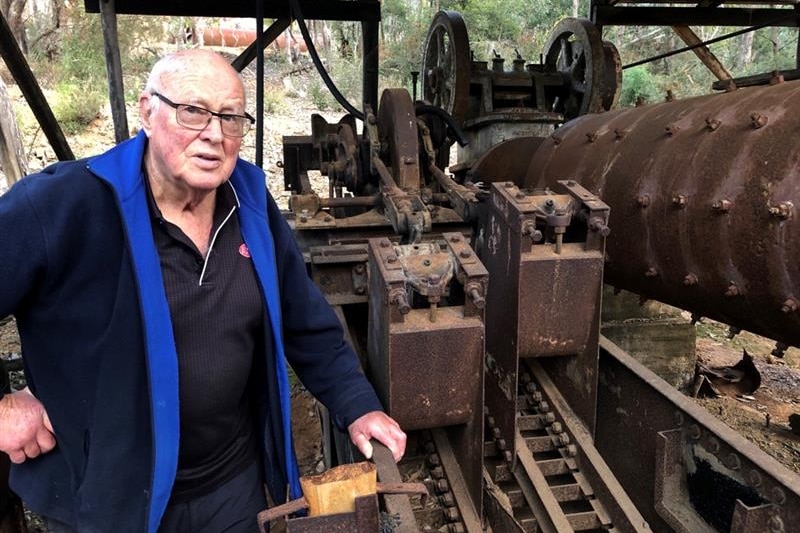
[
  {"xmin": 526, "ymin": 79, "xmax": 800, "ymax": 349},
  {"xmin": 431, "ymin": 429, "xmax": 483, "ymax": 533},
  {"xmin": 98, "ymin": 0, "xmax": 129, "ymax": 144},
  {"xmin": 0, "ymin": 11, "xmax": 73, "ymax": 161},
  {"xmin": 372, "ymin": 444, "xmax": 418, "ymax": 533},
  {"xmin": 596, "ymin": 336, "xmax": 800, "ymax": 533},
  {"xmin": 670, "ymin": 25, "xmax": 732, "ymax": 81}
]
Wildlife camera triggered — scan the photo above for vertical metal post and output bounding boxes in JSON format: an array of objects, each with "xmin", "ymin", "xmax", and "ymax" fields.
[
  {"xmin": 98, "ymin": 0, "xmax": 129, "ymax": 144},
  {"xmin": 255, "ymin": 0, "xmax": 264, "ymax": 168},
  {"xmin": 361, "ymin": 19, "xmax": 379, "ymax": 113}
]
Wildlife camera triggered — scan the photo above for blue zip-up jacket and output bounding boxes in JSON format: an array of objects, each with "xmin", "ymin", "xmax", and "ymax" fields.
[{"xmin": 0, "ymin": 132, "xmax": 383, "ymax": 532}]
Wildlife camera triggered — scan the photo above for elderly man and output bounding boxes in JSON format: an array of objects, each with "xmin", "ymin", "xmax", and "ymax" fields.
[{"xmin": 0, "ymin": 49, "xmax": 405, "ymax": 533}]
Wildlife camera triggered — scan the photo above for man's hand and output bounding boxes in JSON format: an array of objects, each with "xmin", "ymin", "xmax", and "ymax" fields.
[
  {"xmin": 0, "ymin": 387, "xmax": 56, "ymax": 464},
  {"xmin": 347, "ymin": 411, "xmax": 406, "ymax": 462}
]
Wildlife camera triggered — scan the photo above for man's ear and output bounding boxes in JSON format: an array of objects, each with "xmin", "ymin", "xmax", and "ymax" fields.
[{"xmin": 138, "ymin": 92, "xmax": 153, "ymax": 136}]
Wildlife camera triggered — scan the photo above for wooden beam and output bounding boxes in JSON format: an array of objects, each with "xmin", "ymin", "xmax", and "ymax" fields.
[
  {"xmin": 99, "ymin": 0, "xmax": 130, "ymax": 144},
  {"xmin": 0, "ymin": 11, "xmax": 73, "ymax": 161},
  {"xmin": 671, "ymin": 25, "xmax": 732, "ymax": 80},
  {"xmin": 594, "ymin": 6, "xmax": 798, "ymax": 26},
  {"xmin": 0, "ymin": 77, "xmax": 28, "ymax": 188},
  {"xmin": 84, "ymin": 0, "xmax": 381, "ymax": 21},
  {"xmin": 231, "ymin": 18, "xmax": 292, "ymax": 72}
]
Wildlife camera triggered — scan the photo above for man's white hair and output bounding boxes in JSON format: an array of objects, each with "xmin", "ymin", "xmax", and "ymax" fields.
[{"xmin": 144, "ymin": 50, "xmax": 246, "ymax": 113}]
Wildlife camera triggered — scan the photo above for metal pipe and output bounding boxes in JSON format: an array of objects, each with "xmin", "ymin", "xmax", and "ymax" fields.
[{"xmin": 524, "ymin": 80, "xmax": 800, "ymax": 348}]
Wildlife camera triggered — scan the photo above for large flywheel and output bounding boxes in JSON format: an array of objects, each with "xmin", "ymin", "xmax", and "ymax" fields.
[
  {"xmin": 544, "ymin": 18, "xmax": 621, "ymax": 119},
  {"xmin": 421, "ymin": 10, "xmax": 471, "ymax": 124}
]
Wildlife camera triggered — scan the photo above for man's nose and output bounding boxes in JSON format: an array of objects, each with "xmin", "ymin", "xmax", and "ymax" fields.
[{"xmin": 200, "ymin": 115, "xmax": 225, "ymax": 140}]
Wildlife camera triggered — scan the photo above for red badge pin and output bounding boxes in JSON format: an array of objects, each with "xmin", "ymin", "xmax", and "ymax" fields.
[{"xmin": 238, "ymin": 243, "xmax": 251, "ymax": 258}]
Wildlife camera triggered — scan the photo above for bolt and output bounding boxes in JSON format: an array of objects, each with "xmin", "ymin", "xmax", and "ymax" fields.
[
  {"xmin": 544, "ymin": 412, "xmax": 556, "ymax": 424},
  {"xmin": 645, "ymin": 267, "xmax": 658, "ymax": 278},
  {"xmin": 444, "ymin": 507, "xmax": 460, "ymax": 521},
  {"xmin": 487, "ymin": 416, "xmax": 496, "ymax": 427},
  {"xmin": 566, "ymin": 444, "xmax": 578, "ymax": 457},
  {"xmin": 504, "ymin": 181, "xmax": 515, "ymax": 188},
  {"xmin": 772, "ymin": 487, "xmax": 786, "ymax": 505},
  {"xmin": 748, "ymin": 470, "xmax": 763, "ymax": 487},
  {"xmin": 531, "ymin": 391, "xmax": 543, "ymax": 402},
  {"xmin": 525, "ymin": 382, "xmax": 537, "ymax": 393},
  {"xmin": 727, "ymin": 453, "xmax": 741, "ymax": 470},
  {"xmin": 636, "ymin": 195, "xmax": 651, "ymax": 208},
  {"xmin": 589, "ymin": 217, "xmax": 611, "ymax": 237},
  {"xmin": 712, "ymin": 199, "xmax": 732, "ymax": 213},
  {"xmin": 683, "ymin": 273, "xmax": 699, "ymax": 286},
  {"xmin": 428, "ymin": 453, "xmax": 441, "ymax": 466},
  {"xmin": 665, "ymin": 124, "xmax": 680, "ymax": 136},
  {"xmin": 614, "ymin": 128, "xmax": 627, "ymax": 140},
  {"xmin": 768, "ymin": 515, "xmax": 785, "ymax": 533},
  {"xmin": 705, "ymin": 117, "xmax": 721, "ymax": 131},
  {"xmin": 503, "ymin": 450, "xmax": 513, "ymax": 463},
  {"xmin": 496, "ymin": 439, "xmax": 507, "ymax": 451},
  {"xmin": 492, "ymin": 427, "xmax": 501, "ymax": 439},
  {"xmin": 387, "ymin": 255, "xmax": 398, "ymax": 264},
  {"xmin": 440, "ymin": 492, "xmax": 455, "ymax": 507},
  {"xmin": 299, "ymin": 215, "xmax": 308, "ymax": 223},
  {"xmin": 558, "ymin": 433, "xmax": 570, "ymax": 446},
  {"xmin": 431, "ymin": 466, "xmax": 444, "ymax": 479},
  {"xmin": 725, "ymin": 283, "xmax": 740, "ymax": 297},
  {"xmin": 707, "ymin": 437, "xmax": 720, "ymax": 454},
  {"xmin": 539, "ymin": 401, "xmax": 550, "ymax": 413},
  {"xmin": 751, "ymin": 112, "xmax": 769, "ymax": 129},
  {"xmin": 515, "ymin": 192, "xmax": 526, "ymax": 200},
  {"xmin": 586, "ymin": 132, "xmax": 598, "ymax": 143},
  {"xmin": 689, "ymin": 424, "xmax": 701, "ymax": 440},
  {"xmin": 551, "ymin": 422, "xmax": 563, "ymax": 434},
  {"xmin": 367, "ymin": 114, "xmax": 377, "ymax": 125},
  {"xmin": 566, "ymin": 180, "xmax": 577, "ymax": 187},
  {"xmin": 354, "ymin": 263, "xmax": 366, "ymax": 274},
  {"xmin": 780, "ymin": 297, "xmax": 798, "ymax": 314},
  {"xmin": 674, "ymin": 411, "xmax": 685, "ymax": 427},
  {"xmin": 436, "ymin": 478, "xmax": 450, "ymax": 493},
  {"xmin": 770, "ymin": 71, "xmax": 785, "ymax": 85},
  {"xmin": 672, "ymin": 194, "xmax": 687, "ymax": 208},
  {"xmin": 449, "ymin": 235, "xmax": 461, "ymax": 243},
  {"xmin": 768, "ymin": 202, "xmax": 793, "ymax": 219}
]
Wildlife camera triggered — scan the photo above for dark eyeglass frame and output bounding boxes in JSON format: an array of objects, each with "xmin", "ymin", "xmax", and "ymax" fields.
[{"xmin": 150, "ymin": 91, "xmax": 255, "ymax": 138}]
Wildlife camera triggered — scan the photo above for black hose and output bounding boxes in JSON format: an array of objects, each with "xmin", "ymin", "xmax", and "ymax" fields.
[
  {"xmin": 290, "ymin": 0, "xmax": 365, "ymax": 120},
  {"xmin": 415, "ymin": 104, "xmax": 469, "ymax": 147}
]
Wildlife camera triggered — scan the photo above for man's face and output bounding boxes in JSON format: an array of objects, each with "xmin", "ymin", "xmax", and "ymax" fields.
[{"xmin": 140, "ymin": 57, "xmax": 246, "ymax": 194}]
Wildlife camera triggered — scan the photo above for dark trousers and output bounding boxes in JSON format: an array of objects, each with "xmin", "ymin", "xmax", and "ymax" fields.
[{"xmin": 46, "ymin": 461, "xmax": 268, "ymax": 533}]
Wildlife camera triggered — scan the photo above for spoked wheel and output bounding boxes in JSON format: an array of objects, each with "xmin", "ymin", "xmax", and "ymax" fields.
[
  {"xmin": 544, "ymin": 18, "xmax": 619, "ymax": 119},
  {"xmin": 421, "ymin": 10, "xmax": 471, "ymax": 123}
]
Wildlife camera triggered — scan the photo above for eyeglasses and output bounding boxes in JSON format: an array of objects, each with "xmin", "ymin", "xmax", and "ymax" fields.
[{"xmin": 150, "ymin": 92, "xmax": 255, "ymax": 138}]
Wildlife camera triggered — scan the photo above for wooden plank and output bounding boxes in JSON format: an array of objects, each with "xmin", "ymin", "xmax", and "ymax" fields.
[
  {"xmin": 671, "ymin": 25, "xmax": 732, "ymax": 81},
  {"xmin": 0, "ymin": 77, "xmax": 28, "ymax": 188},
  {"xmin": 84, "ymin": 0, "xmax": 381, "ymax": 21}
]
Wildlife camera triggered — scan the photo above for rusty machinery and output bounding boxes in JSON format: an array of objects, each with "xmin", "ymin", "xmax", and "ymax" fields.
[{"xmin": 277, "ymin": 9, "xmax": 800, "ymax": 533}]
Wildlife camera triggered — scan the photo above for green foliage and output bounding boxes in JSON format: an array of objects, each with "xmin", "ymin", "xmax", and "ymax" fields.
[
  {"xmin": 308, "ymin": 79, "xmax": 336, "ymax": 111},
  {"xmin": 263, "ymin": 85, "xmax": 287, "ymax": 114},
  {"xmin": 619, "ymin": 66, "xmax": 658, "ymax": 107},
  {"xmin": 52, "ymin": 81, "xmax": 105, "ymax": 133}
]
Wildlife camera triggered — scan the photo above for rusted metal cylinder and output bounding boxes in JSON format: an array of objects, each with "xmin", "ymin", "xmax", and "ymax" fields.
[{"xmin": 523, "ymin": 80, "xmax": 800, "ymax": 348}]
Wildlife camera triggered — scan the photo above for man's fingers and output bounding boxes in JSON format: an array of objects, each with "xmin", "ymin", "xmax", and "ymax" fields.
[
  {"xmin": 36, "ymin": 427, "xmax": 56, "ymax": 454},
  {"xmin": 7, "ymin": 449, "xmax": 26, "ymax": 464},
  {"xmin": 351, "ymin": 432, "xmax": 373, "ymax": 460},
  {"xmin": 42, "ymin": 410, "xmax": 54, "ymax": 434},
  {"xmin": 23, "ymin": 441, "xmax": 41, "ymax": 459}
]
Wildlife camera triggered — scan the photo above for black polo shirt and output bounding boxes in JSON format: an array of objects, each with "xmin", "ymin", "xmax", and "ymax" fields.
[{"xmin": 146, "ymin": 177, "xmax": 265, "ymax": 502}]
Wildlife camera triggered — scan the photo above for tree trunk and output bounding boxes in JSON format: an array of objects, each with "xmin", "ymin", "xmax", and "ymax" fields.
[
  {"xmin": 0, "ymin": 76, "xmax": 29, "ymax": 190},
  {"xmin": 0, "ymin": 0, "xmax": 28, "ymax": 54},
  {"xmin": 572, "ymin": 0, "xmax": 579, "ymax": 18},
  {"xmin": 735, "ymin": 31, "xmax": 754, "ymax": 69}
]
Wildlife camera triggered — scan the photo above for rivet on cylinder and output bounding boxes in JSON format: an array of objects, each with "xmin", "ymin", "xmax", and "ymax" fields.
[
  {"xmin": 552, "ymin": 135, "xmax": 562, "ymax": 146},
  {"xmin": 636, "ymin": 194, "xmax": 651, "ymax": 208},
  {"xmin": 725, "ymin": 283, "xmax": 740, "ymax": 297},
  {"xmin": 751, "ymin": 112, "xmax": 769, "ymax": 129},
  {"xmin": 683, "ymin": 273, "xmax": 699, "ymax": 286},
  {"xmin": 665, "ymin": 124, "xmax": 680, "ymax": 136},
  {"xmin": 780, "ymin": 297, "xmax": 798, "ymax": 314},
  {"xmin": 772, "ymin": 487, "xmax": 787, "ymax": 505},
  {"xmin": 586, "ymin": 132, "xmax": 599, "ymax": 143},
  {"xmin": 768, "ymin": 202, "xmax": 793, "ymax": 219},
  {"xmin": 645, "ymin": 267, "xmax": 658, "ymax": 278},
  {"xmin": 712, "ymin": 199, "xmax": 732, "ymax": 213},
  {"xmin": 614, "ymin": 128, "xmax": 628, "ymax": 140},
  {"xmin": 705, "ymin": 118, "xmax": 721, "ymax": 131},
  {"xmin": 672, "ymin": 195, "xmax": 687, "ymax": 208},
  {"xmin": 726, "ymin": 453, "xmax": 741, "ymax": 470}
]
